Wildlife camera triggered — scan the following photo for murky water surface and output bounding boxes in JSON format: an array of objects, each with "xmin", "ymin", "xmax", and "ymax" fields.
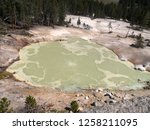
[{"xmin": 7, "ymin": 38, "xmax": 150, "ymax": 91}]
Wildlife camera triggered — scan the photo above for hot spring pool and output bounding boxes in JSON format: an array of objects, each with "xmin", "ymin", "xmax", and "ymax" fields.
[{"xmin": 7, "ymin": 38, "xmax": 150, "ymax": 91}]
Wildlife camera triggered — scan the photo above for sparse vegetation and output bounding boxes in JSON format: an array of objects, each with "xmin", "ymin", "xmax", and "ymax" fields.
[
  {"xmin": 70, "ymin": 101, "xmax": 79, "ymax": 113},
  {"xmin": 143, "ymin": 81, "xmax": 150, "ymax": 90},
  {"xmin": 69, "ymin": 18, "xmax": 71, "ymax": 24},
  {"xmin": 108, "ymin": 21, "xmax": 113, "ymax": 33},
  {"xmin": 135, "ymin": 34, "xmax": 145, "ymax": 48},
  {"xmin": 0, "ymin": 97, "xmax": 13, "ymax": 113},
  {"xmin": 128, "ymin": 25, "xmax": 143, "ymax": 31},
  {"xmin": 0, "ymin": 19, "xmax": 7, "ymax": 35},
  {"xmin": 77, "ymin": 18, "xmax": 81, "ymax": 27},
  {"xmin": 130, "ymin": 34, "xmax": 147, "ymax": 48},
  {"xmin": 0, "ymin": 71, "xmax": 12, "ymax": 80},
  {"xmin": 25, "ymin": 95, "xmax": 37, "ymax": 113}
]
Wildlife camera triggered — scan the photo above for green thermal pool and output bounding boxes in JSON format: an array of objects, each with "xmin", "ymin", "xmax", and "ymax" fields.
[{"xmin": 7, "ymin": 38, "xmax": 150, "ymax": 91}]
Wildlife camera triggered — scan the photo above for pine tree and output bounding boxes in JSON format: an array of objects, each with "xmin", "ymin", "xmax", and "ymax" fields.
[
  {"xmin": 0, "ymin": 97, "xmax": 13, "ymax": 113},
  {"xmin": 0, "ymin": 0, "xmax": 149, "ymax": 28},
  {"xmin": 77, "ymin": 17, "xmax": 81, "ymax": 26},
  {"xmin": 58, "ymin": 0, "xmax": 66, "ymax": 25},
  {"xmin": 70, "ymin": 101, "xmax": 79, "ymax": 113},
  {"xmin": 143, "ymin": 11, "xmax": 150, "ymax": 28},
  {"xmin": 108, "ymin": 21, "xmax": 112, "ymax": 32},
  {"xmin": 25, "ymin": 95, "xmax": 37, "ymax": 113}
]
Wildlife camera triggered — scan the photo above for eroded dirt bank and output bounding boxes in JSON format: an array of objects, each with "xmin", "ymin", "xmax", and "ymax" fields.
[
  {"xmin": 0, "ymin": 78, "xmax": 150, "ymax": 112},
  {"xmin": 0, "ymin": 15, "xmax": 150, "ymax": 112}
]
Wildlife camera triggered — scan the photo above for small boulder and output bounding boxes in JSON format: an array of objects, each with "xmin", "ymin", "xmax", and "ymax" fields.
[
  {"xmin": 85, "ymin": 96, "xmax": 89, "ymax": 100},
  {"xmin": 120, "ymin": 56, "xmax": 127, "ymax": 61},
  {"xmin": 134, "ymin": 65, "xmax": 146, "ymax": 71},
  {"xmin": 78, "ymin": 107, "xmax": 84, "ymax": 112},
  {"xmin": 91, "ymin": 101, "xmax": 103, "ymax": 107},
  {"xmin": 104, "ymin": 92, "xmax": 114, "ymax": 99},
  {"xmin": 95, "ymin": 88, "xmax": 103, "ymax": 93}
]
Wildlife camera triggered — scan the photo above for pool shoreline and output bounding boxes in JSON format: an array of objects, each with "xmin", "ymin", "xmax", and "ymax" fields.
[{"xmin": 7, "ymin": 38, "xmax": 150, "ymax": 91}]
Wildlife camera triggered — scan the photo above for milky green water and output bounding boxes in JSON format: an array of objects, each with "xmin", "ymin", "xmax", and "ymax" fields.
[{"xmin": 7, "ymin": 38, "xmax": 150, "ymax": 91}]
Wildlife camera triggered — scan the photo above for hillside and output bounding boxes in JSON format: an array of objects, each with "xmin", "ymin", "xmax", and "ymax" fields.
[
  {"xmin": 0, "ymin": 14, "xmax": 150, "ymax": 112},
  {"xmin": 0, "ymin": 0, "xmax": 150, "ymax": 113},
  {"xmin": 0, "ymin": 0, "xmax": 149, "ymax": 29}
]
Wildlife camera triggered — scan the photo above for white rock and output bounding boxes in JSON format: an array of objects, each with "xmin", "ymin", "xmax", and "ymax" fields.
[
  {"xmin": 95, "ymin": 88, "xmax": 103, "ymax": 93},
  {"xmin": 120, "ymin": 56, "xmax": 127, "ymax": 61},
  {"xmin": 85, "ymin": 96, "xmax": 89, "ymax": 100},
  {"xmin": 95, "ymin": 89, "xmax": 99, "ymax": 93},
  {"xmin": 78, "ymin": 107, "xmax": 84, "ymax": 112},
  {"xmin": 134, "ymin": 65, "xmax": 146, "ymax": 71},
  {"xmin": 145, "ymin": 62, "xmax": 150, "ymax": 68},
  {"xmin": 76, "ymin": 94, "xmax": 80, "ymax": 97},
  {"xmin": 104, "ymin": 92, "xmax": 114, "ymax": 99}
]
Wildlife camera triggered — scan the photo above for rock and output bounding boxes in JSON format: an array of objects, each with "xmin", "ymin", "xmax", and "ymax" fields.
[
  {"xmin": 91, "ymin": 101, "xmax": 103, "ymax": 107},
  {"xmin": 104, "ymin": 99, "xmax": 116, "ymax": 104},
  {"xmin": 76, "ymin": 94, "xmax": 80, "ymax": 97},
  {"xmin": 95, "ymin": 88, "xmax": 103, "ymax": 93},
  {"xmin": 80, "ymin": 93, "xmax": 84, "ymax": 96},
  {"xmin": 143, "ymin": 86, "xmax": 150, "ymax": 90},
  {"xmin": 78, "ymin": 107, "xmax": 84, "ymax": 112},
  {"xmin": 91, "ymin": 102, "xmax": 96, "ymax": 106},
  {"xmin": 93, "ymin": 92, "xmax": 103, "ymax": 99},
  {"xmin": 147, "ymin": 42, "xmax": 150, "ymax": 47},
  {"xmin": 120, "ymin": 56, "xmax": 127, "ymax": 61},
  {"xmin": 84, "ymin": 96, "xmax": 150, "ymax": 113},
  {"xmin": 95, "ymin": 89, "xmax": 99, "ymax": 93},
  {"xmin": 104, "ymin": 92, "xmax": 114, "ymax": 99},
  {"xmin": 134, "ymin": 65, "xmax": 146, "ymax": 71},
  {"xmin": 108, "ymin": 100, "xmax": 114, "ymax": 104},
  {"xmin": 145, "ymin": 62, "xmax": 150, "ymax": 68},
  {"xmin": 124, "ymin": 94, "xmax": 134, "ymax": 100},
  {"xmin": 75, "ymin": 93, "xmax": 84, "ymax": 97},
  {"xmin": 85, "ymin": 96, "xmax": 89, "ymax": 100},
  {"xmin": 111, "ymin": 100, "xmax": 117, "ymax": 103}
]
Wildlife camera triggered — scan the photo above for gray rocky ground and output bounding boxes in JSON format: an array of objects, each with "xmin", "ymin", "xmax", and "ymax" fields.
[{"xmin": 85, "ymin": 96, "xmax": 150, "ymax": 113}]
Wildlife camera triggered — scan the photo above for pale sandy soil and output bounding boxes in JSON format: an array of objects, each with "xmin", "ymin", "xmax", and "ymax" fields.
[
  {"xmin": 28, "ymin": 15, "xmax": 150, "ymax": 71},
  {"xmin": 0, "ymin": 15, "xmax": 150, "ymax": 112}
]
